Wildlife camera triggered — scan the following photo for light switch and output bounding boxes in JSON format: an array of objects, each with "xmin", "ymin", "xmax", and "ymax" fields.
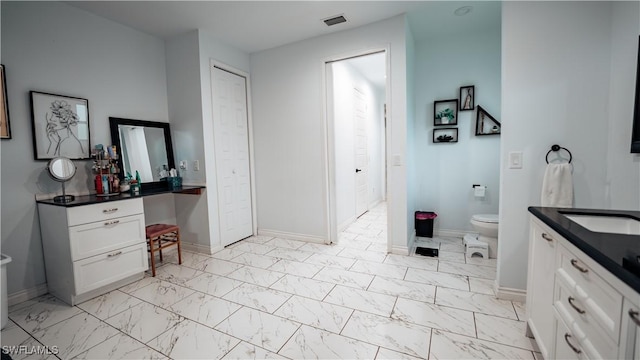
[
  {"xmin": 392, "ymin": 154, "xmax": 402, "ymax": 166},
  {"xmin": 509, "ymin": 151, "xmax": 523, "ymax": 169},
  {"xmin": 193, "ymin": 160, "xmax": 200, "ymax": 171},
  {"xmin": 180, "ymin": 160, "xmax": 187, "ymax": 170}
]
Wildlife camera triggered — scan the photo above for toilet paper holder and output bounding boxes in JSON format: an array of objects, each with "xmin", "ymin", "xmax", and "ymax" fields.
[{"xmin": 472, "ymin": 184, "xmax": 487, "ymax": 189}]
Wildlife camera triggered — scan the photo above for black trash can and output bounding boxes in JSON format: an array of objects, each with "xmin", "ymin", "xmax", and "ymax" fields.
[{"xmin": 415, "ymin": 211, "xmax": 437, "ymax": 238}]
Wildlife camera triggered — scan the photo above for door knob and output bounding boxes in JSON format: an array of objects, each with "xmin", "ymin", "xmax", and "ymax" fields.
[{"xmin": 355, "ymin": 169, "xmax": 362, "ymax": 173}]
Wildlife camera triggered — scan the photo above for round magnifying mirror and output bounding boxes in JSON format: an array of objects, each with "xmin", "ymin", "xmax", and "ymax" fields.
[{"xmin": 47, "ymin": 157, "xmax": 76, "ymax": 203}]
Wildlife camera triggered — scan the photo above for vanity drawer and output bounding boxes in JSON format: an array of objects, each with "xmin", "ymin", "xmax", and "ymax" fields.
[
  {"xmin": 557, "ymin": 245, "xmax": 622, "ymax": 339},
  {"xmin": 555, "ymin": 274, "xmax": 620, "ymax": 356},
  {"xmin": 69, "ymin": 214, "xmax": 145, "ymax": 261},
  {"xmin": 554, "ymin": 299, "xmax": 616, "ymax": 360},
  {"xmin": 67, "ymin": 198, "xmax": 143, "ymax": 226},
  {"xmin": 73, "ymin": 243, "xmax": 148, "ymax": 295}
]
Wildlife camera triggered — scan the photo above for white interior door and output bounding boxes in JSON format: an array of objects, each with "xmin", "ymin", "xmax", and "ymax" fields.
[
  {"xmin": 354, "ymin": 88, "xmax": 368, "ymax": 218},
  {"xmin": 212, "ymin": 66, "xmax": 253, "ymax": 246}
]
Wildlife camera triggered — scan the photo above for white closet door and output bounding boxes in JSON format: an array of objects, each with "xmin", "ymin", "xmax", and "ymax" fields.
[
  {"xmin": 212, "ymin": 66, "xmax": 253, "ymax": 246},
  {"xmin": 354, "ymin": 88, "xmax": 368, "ymax": 218}
]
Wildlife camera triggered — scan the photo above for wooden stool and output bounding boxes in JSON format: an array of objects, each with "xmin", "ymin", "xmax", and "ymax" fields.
[{"xmin": 145, "ymin": 224, "xmax": 182, "ymax": 277}]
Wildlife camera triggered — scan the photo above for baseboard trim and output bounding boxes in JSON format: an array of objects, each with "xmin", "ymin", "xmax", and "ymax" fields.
[
  {"xmin": 8, "ymin": 283, "xmax": 48, "ymax": 306},
  {"xmin": 258, "ymin": 229, "xmax": 326, "ymax": 244},
  {"xmin": 337, "ymin": 216, "xmax": 356, "ymax": 233},
  {"xmin": 390, "ymin": 244, "xmax": 410, "ymax": 256},
  {"xmin": 495, "ymin": 285, "xmax": 527, "ymax": 302},
  {"xmin": 181, "ymin": 241, "xmax": 215, "ymax": 255},
  {"xmin": 435, "ymin": 229, "xmax": 474, "ymax": 238}
]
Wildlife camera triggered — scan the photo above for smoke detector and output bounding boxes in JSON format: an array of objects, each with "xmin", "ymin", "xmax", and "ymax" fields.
[
  {"xmin": 323, "ymin": 15, "xmax": 347, "ymax": 26},
  {"xmin": 454, "ymin": 6, "xmax": 473, "ymax": 16}
]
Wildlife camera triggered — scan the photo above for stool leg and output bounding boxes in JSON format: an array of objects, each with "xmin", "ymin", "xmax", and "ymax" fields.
[
  {"xmin": 159, "ymin": 242, "xmax": 163, "ymax": 262},
  {"xmin": 148, "ymin": 237, "xmax": 157, "ymax": 277},
  {"xmin": 176, "ymin": 229, "xmax": 182, "ymax": 265}
]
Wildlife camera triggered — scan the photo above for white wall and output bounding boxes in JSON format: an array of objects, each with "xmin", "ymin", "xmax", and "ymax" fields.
[
  {"xmin": 1, "ymin": 1, "xmax": 169, "ymax": 295},
  {"xmin": 332, "ymin": 61, "xmax": 385, "ymax": 229},
  {"xmin": 406, "ymin": 22, "xmax": 417, "ymax": 243},
  {"xmin": 500, "ymin": 1, "xmax": 638, "ymax": 292},
  {"xmin": 251, "ymin": 15, "xmax": 408, "ymax": 249},
  {"xmin": 166, "ymin": 29, "xmax": 251, "ymax": 252},
  {"xmin": 606, "ymin": 2, "xmax": 640, "ymax": 210},
  {"xmin": 413, "ymin": 28, "xmax": 501, "ymax": 233}
]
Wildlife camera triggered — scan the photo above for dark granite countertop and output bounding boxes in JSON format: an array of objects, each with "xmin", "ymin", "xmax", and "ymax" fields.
[
  {"xmin": 36, "ymin": 185, "xmax": 205, "ymax": 207},
  {"xmin": 529, "ymin": 206, "xmax": 640, "ymax": 293}
]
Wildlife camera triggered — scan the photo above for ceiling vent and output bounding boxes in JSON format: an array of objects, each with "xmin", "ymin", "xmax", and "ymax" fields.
[{"xmin": 323, "ymin": 15, "xmax": 347, "ymax": 26}]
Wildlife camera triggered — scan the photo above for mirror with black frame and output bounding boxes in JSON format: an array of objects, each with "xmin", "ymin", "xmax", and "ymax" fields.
[
  {"xmin": 109, "ymin": 117, "xmax": 176, "ymax": 191},
  {"xmin": 632, "ymin": 35, "xmax": 640, "ymax": 153}
]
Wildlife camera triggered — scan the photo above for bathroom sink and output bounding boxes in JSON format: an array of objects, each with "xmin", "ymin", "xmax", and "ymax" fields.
[{"xmin": 562, "ymin": 213, "xmax": 640, "ymax": 236}]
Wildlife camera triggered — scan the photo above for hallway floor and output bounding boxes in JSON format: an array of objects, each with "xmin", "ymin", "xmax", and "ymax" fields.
[{"xmin": 3, "ymin": 204, "xmax": 539, "ymax": 359}]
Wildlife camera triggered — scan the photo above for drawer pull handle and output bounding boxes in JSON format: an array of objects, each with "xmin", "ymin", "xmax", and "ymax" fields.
[
  {"xmin": 104, "ymin": 220, "xmax": 120, "ymax": 226},
  {"xmin": 541, "ymin": 233, "xmax": 553, "ymax": 242},
  {"xmin": 570, "ymin": 259, "xmax": 588, "ymax": 273},
  {"xmin": 629, "ymin": 309, "xmax": 640, "ymax": 327},
  {"xmin": 107, "ymin": 251, "xmax": 122, "ymax": 258},
  {"xmin": 568, "ymin": 297, "xmax": 586, "ymax": 314},
  {"xmin": 103, "ymin": 208, "xmax": 118, "ymax": 213},
  {"xmin": 564, "ymin": 333, "xmax": 581, "ymax": 354}
]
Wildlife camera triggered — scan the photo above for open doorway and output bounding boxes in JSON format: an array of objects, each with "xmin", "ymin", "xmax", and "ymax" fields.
[{"xmin": 325, "ymin": 50, "xmax": 388, "ymax": 250}]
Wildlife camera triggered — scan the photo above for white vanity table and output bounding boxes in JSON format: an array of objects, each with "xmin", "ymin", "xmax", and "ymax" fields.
[
  {"xmin": 527, "ymin": 207, "xmax": 640, "ymax": 360},
  {"xmin": 37, "ymin": 186, "xmax": 204, "ymax": 306}
]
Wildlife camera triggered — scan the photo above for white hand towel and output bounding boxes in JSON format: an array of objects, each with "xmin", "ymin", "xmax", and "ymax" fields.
[{"xmin": 541, "ymin": 163, "xmax": 573, "ymax": 207}]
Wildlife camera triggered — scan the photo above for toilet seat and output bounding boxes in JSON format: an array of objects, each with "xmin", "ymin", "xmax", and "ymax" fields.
[{"xmin": 471, "ymin": 214, "xmax": 499, "ymax": 224}]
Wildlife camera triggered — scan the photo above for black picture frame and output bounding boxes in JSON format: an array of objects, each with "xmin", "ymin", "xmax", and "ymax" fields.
[
  {"xmin": 475, "ymin": 105, "xmax": 501, "ymax": 136},
  {"xmin": 433, "ymin": 127, "xmax": 458, "ymax": 143},
  {"xmin": 459, "ymin": 85, "xmax": 475, "ymax": 111},
  {"xmin": 30, "ymin": 91, "xmax": 90, "ymax": 160},
  {"xmin": 1, "ymin": 65, "xmax": 10, "ymax": 139},
  {"xmin": 434, "ymin": 99, "xmax": 458, "ymax": 126}
]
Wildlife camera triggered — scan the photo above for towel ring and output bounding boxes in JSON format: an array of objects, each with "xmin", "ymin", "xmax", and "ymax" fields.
[{"xmin": 545, "ymin": 144, "xmax": 572, "ymax": 164}]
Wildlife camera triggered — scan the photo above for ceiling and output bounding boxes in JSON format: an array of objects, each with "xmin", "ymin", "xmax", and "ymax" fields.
[{"xmin": 67, "ymin": 1, "xmax": 501, "ymax": 54}]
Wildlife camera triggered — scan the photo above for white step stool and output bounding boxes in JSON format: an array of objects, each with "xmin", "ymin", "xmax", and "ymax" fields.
[{"xmin": 463, "ymin": 234, "xmax": 489, "ymax": 258}]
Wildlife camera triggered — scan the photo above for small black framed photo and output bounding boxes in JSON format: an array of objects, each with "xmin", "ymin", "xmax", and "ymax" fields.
[
  {"xmin": 433, "ymin": 127, "xmax": 458, "ymax": 143},
  {"xmin": 30, "ymin": 91, "xmax": 91, "ymax": 160},
  {"xmin": 1, "ymin": 65, "xmax": 11, "ymax": 139},
  {"xmin": 475, "ymin": 105, "xmax": 501, "ymax": 136},
  {"xmin": 459, "ymin": 85, "xmax": 474, "ymax": 111},
  {"xmin": 434, "ymin": 99, "xmax": 458, "ymax": 126}
]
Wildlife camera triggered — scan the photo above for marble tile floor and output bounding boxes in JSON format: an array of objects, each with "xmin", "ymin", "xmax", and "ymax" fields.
[{"xmin": 3, "ymin": 205, "xmax": 540, "ymax": 359}]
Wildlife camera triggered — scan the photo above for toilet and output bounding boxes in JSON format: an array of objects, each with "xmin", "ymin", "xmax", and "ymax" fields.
[{"xmin": 470, "ymin": 214, "xmax": 499, "ymax": 259}]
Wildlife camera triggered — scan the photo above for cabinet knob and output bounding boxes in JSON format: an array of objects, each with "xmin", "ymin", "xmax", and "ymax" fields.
[
  {"xmin": 103, "ymin": 208, "xmax": 118, "ymax": 214},
  {"xmin": 541, "ymin": 233, "xmax": 553, "ymax": 242},
  {"xmin": 104, "ymin": 220, "xmax": 120, "ymax": 226},
  {"xmin": 107, "ymin": 251, "xmax": 123, "ymax": 258},
  {"xmin": 629, "ymin": 309, "xmax": 640, "ymax": 327},
  {"xmin": 564, "ymin": 333, "xmax": 582, "ymax": 354},
  {"xmin": 568, "ymin": 297, "xmax": 586, "ymax": 314},
  {"xmin": 570, "ymin": 259, "xmax": 589, "ymax": 273}
]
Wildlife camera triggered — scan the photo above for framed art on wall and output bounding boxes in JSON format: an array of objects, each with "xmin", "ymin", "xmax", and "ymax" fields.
[
  {"xmin": 0, "ymin": 65, "xmax": 11, "ymax": 139},
  {"xmin": 475, "ymin": 105, "xmax": 501, "ymax": 136},
  {"xmin": 459, "ymin": 85, "xmax": 474, "ymax": 111},
  {"xmin": 30, "ymin": 91, "xmax": 90, "ymax": 160},
  {"xmin": 433, "ymin": 127, "xmax": 458, "ymax": 143},
  {"xmin": 434, "ymin": 99, "xmax": 458, "ymax": 126}
]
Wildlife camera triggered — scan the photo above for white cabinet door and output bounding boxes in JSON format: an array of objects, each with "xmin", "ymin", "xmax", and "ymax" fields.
[
  {"xmin": 622, "ymin": 298, "xmax": 640, "ymax": 359},
  {"xmin": 211, "ymin": 66, "xmax": 253, "ymax": 246},
  {"xmin": 526, "ymin": 218, "xmax": 558, "ymax": 359}
]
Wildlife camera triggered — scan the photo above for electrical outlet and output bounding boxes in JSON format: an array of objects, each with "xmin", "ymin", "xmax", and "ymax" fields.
[
  {"xmin": 179, "ymin": 160, "xmax": 187, "ymax": 170},
  {"xmin": 193, "ymin": 160, "xmax": 200, "ymax": 171}
]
